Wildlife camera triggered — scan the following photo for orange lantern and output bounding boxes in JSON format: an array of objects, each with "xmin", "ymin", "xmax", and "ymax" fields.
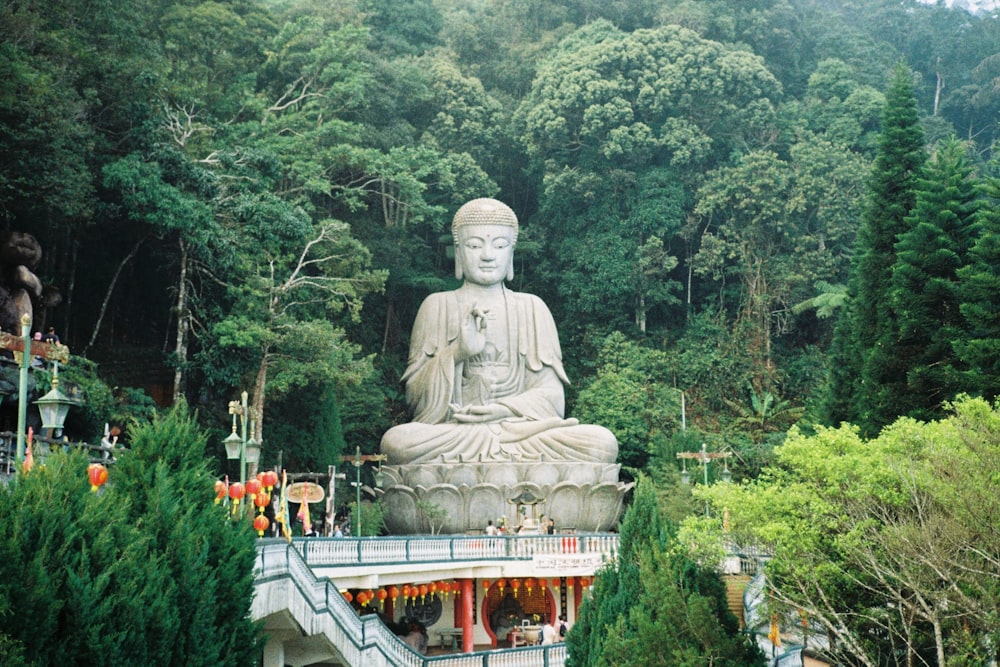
[
  {"xmin": 246, "ymin": 478, "xmax": 262, "ymax": 497},
  {"xmin": 581, "ymin": 577, "xmax": 590, "ymax": 589},
  {"xmin": 87, "ymin": 463, "xmax": 109, "ymax": 492},
  {"xmin": 511, "ymin": 578, "xmax": 521, "ymax": 597},
  {"xmin": 377, "ymin": 588, "xmax": 388, "ymax": 608},
  {"xmin": 451, "ymin": 581, "xmax": 461, "ymax": 597},
  {"xmin": 261, "ymin": 470, "xmax": 279, "ymax": 491},
  {"xmin": 536, "ymin": 577, "xmax": 547, "ymax": 591},
  {"xmin": 253, "ymin": 514, "xmax": 270, "ymax": 537},
  {"xmin": 388, "ymin": 586, "xmax": 400, "ymax": 602},
  {"xmin": 481, "ymin": 579, "xmax": 491, "ymax": 592},
  {"xmin": 439, "ymin": 581, "xmax": 450, "ymax": 599},
  {"xmin": 214, "ymin": 479, "xmax": 228, "ymax": 504},
  {"xmin": 497, "ymin": 578, "xmax": 507, "ymax": 593},
  {"xmin": 428, "ymin": 582, "xmax": 438, "ymax": 597},
  {"xmin": 254, "ymin": 490, "xmax": 271, "ymax": 513},
  {"xmin": 418, "ymin": 584, "xmax": 429, "ymax": 601},
  {"xmin": 566, "ymin": 576, "xmax": 576, "ymax": 587},
  {"xmin": 228, "ymin": 482, "xmax": 245, "ymax": 503},
  {"xmin": 525, "ymin": 577, "xmax": 535, "ymax": 595},
  {"xmin": 401, "ymin": 584, "xmax": 411, "ymax": 601},
  {"xmin": 343, "ymin": 591, "xmax": 353, "ymax": 603}
]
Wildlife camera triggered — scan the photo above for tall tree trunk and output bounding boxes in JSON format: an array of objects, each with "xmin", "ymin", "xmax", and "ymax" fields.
[
  {"xmin": 83, "ymin": 238, "xmax": 145, "ymax": 356},
  {"xmin": 171, "ymin": 238, "xmax": 189, "ymax": 404},
  {"xmin": 249, "ymin": 353, "xmax": 268, "ymax": 479}
]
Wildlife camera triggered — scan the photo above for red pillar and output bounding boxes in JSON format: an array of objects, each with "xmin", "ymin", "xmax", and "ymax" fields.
[{"xmin": 461, "ymin": 578, "xmax": 475, "ymax": 653}]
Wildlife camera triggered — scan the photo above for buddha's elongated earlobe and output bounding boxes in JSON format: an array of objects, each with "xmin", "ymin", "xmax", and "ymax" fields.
[
  {"xmin": 506, "ymin": 255, "xmax": 514, "ymax": 282},
  {"xmin": 455, "ymin": 248, "xmax": 464, "ymax": 280}
]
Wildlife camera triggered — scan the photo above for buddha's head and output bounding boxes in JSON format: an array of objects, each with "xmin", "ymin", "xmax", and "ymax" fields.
[{"xmin": 452, "ymin": 198, "xmax": 519, "ymax": 284}]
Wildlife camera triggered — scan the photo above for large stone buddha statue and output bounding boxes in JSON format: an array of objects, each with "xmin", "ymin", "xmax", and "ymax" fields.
[
  {"xmin": 381, "ymin": 198, "xmax": 618, "ymax": 466},
  {"xmin": 378, "ymin": 198, "xmax": 629, "ymax": 534}
]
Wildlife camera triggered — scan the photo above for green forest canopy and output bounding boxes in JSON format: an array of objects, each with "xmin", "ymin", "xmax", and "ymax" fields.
[{"xmin": 3, "ymin": 0, "xmax": 1000, "ymax": 475}]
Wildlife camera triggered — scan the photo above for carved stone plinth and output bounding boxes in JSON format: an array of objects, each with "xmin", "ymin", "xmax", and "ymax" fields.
[{"xmin": 378, "ymin": 462, "xmax": 632, "ymax": 535}]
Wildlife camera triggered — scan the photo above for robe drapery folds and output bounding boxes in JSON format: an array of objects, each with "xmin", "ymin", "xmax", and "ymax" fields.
[{"xmin": 381, "ymin": 288, "xmax": 617, "ymax": 464}]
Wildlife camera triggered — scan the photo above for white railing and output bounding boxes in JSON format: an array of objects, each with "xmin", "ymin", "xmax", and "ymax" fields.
[
  {"xmin": 293, "ymin": 533, "xmax": 619, "ymax": 569},
  {"xmin": 255, "ymin": 542, "xmax": 570, "ymax": 667}
]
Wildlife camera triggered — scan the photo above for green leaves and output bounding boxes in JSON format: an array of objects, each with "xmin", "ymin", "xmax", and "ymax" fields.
[{"xmin": 686, "ymin": 397, "xmax": 1000, "ymax": 665}]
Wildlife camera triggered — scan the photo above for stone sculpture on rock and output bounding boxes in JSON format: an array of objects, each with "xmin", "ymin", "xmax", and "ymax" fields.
[{"xmin": 379, "ymin": 198, "xmax": 631, "ymax": 534}]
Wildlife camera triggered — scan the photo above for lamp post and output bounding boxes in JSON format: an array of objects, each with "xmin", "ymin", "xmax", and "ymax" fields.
[
  {"xmin": 340, "ymin": 446, "xmax": 387, "ymax": 537},
  {"xmin": 677, "ymin": 442, "xmax": 732, "ymax": 516},
  {"xmin": 0, "ymin": 314, "xmax": 72, "ymax": 462},
  {"xmin": 223, "ymin": 391, "xmax": 259, "ymax": 486}
]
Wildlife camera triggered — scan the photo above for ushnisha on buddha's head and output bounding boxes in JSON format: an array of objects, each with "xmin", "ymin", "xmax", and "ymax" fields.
[{"xmin": 452, "ymin": 198, "xmax": 519, "ymax": 284}]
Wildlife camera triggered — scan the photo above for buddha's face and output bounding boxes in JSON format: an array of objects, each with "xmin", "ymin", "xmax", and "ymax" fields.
[{"xmin": 456, "ymin": 224, "xmax": 515, "ymax": 286}]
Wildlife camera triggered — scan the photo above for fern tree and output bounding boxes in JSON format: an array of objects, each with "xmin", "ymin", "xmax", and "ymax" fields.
[{"xmin": 0, "ymin": 403, "xmax": 260, "ymax": 665}]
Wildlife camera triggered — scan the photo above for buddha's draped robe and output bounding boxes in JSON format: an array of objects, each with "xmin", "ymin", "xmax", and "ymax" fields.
[{"xmin": 381, "ymin": 288, "xmax": 617, "ymax": 464}]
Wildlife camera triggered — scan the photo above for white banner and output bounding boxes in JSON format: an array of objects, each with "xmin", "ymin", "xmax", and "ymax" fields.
[{"xmin": 532, "ymin": 553, "xmax": 608, "ymax": 575}]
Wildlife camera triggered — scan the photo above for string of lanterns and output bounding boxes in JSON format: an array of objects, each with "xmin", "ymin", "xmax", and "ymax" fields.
[
  {"xmin": 342, "ymin": 577, "xmax": 594, "ymax": 611},
  {"xmin": 215, "ymin": 469, "xmax": 279, "ymax": 535}
]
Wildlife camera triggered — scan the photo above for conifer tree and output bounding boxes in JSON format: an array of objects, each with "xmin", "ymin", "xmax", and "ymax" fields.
[
  {"xmin": 566, "ymin": 476, "xmax": 759, "ymax": 667},
  {"xmin": 825, "ymin": 63, "xmax": 927, "ymax": 435},
  {"xmin": 956, "ymin": 161, "xmax": 1000, "ymax": 400},
  {"xmin": 890, "ymin": 139, "xmax": 977, "ymax": 421},
  {"xmin": 0, "ymin": 404, "xmax": 260, "ymax": 665}
]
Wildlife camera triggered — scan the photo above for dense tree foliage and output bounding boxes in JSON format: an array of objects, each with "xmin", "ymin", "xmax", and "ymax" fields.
[
  {"xmin": 0, "ymin": 404, "xmax": 259, "ymax": 665},
  {"xmin": 567, "ymin": 476, "xmax": 762, "ymax": 666},
  {"xmin": 6, "ymin": 0, "xmax": 1000, "ymax": 661},
  {"xmin": 689, "ymin": 396, "xmax": 1000, "ymax": 666}
]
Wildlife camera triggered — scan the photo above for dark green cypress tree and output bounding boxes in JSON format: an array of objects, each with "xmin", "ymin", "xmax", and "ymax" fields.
[
  {"xmin": 0, "ymin": 403, "xmax": 260, "ymax": 665},
  {"xmin": 956, "ymin": 162, "xmax": 1000, "ymax": 400},
  {"xmin": 825, "ymin": 63, "xmax": 927, "ymax": 435},
  {"xmin": 566, "ymin": 476, "xmax": 759, "ymax": 666},
  {"xmin": 890, "ymin": 139, "xmax": 978, "ymax": 421}
]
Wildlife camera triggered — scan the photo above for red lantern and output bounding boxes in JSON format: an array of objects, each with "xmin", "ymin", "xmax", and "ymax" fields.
[
  {"xmin": 253, "ymin": 514, "xmax": 270, "ymax": 537},
  {"xmin": 228, "ymin": 482, "xmax": 245, "ymax": 515},
  {"xmin": 536, "ymin": 577, "xmax": 547, "ymax": 590},
  {"xmin": 428, "ymin": 581, "xmax": 437, "ymax": 596},
  {"xmin": 401, "ymin": 584, "xmax": 411, "ymax": 601},
  {"xmin": 215, "ymin": 479, "xmax": 228, "ymax": 504},
  {"xmin": 254, "ymin": 491, "xmax": 271, "ymax": 513},
  {"xmin": 87, "ymin": 463, "xmax": 109, "ymax": 492},
  {"xmin": 525, "ymin": 577, "xmax": 535, "ymax": 595},
  {"xmin": 377, "ymin": 588, "xmax": 388, "ymax": 608},
  {"xmin": 451, "ymin": 581, "xmax": 461, "ymax": 596},
  {"xmin": 511, "ymin": 578, "xmax": 521, "ymax": 597},
  {"xmin": 581, "ymin": 577, "xmax": 590, "ymax": 588},
  {"xmin": 497, "ymin": 578, "xmax": 507, "ymax": 593},
  {"xmin": 481, "ymin": 579, "xmax": 491, "ymax": 591},
  {"xmin": 389, "ymin": 586, "xmax": 400, "ymax": 601},
  {"xmin": 343, "ymin": 591, "xmax": 353, "ymax": 603},
  {"xmin": 246, "ymin": 478, "xmax": 262, "ymax": 496},
  {"xmin": 418, "ymin": 584, "xmax": 429, "ymax": 601},
  {"xmin": 566, "ymin": 576, "xmax": 576, "ymax": 587},
  {"xmin": 261, "ymin": 470, "xmax": 279, "ymax": 490}
]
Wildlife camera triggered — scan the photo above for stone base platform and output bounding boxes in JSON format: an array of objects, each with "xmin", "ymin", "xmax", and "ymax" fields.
[{"xmin": 378, "ymin": 462, "xmax": 633, "ymax": 535}]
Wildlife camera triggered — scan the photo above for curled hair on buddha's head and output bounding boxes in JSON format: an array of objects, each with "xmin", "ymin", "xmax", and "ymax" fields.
[{"xmin": 452, "ymin": 198, "xmax": 519, "ymax": 281}]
